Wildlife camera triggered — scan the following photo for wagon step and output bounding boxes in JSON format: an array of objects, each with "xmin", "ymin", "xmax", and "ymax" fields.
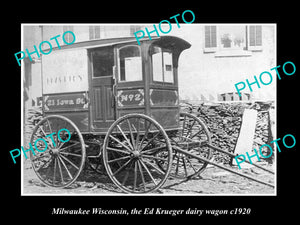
[{"xmin": 172, "ymin": 145, "xmax": 275, "ymax": 188}]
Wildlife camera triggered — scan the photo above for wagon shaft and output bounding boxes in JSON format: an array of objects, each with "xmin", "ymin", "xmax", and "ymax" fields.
[{"xmin": 172, "ymin": 145, "xmax": 275, "ymax": 188}]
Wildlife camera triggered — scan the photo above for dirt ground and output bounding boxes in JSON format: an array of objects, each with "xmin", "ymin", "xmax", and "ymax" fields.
[{"xmin": 22, "ymin": 159, "xmax": 275, "ymax": 195}]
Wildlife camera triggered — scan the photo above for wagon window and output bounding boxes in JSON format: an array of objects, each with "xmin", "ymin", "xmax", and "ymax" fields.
[
  {"xmin": 150, "ymin": 46, "xmax": 174, "ymax": 84},
  {"xmin": 119, "ymin": 45, "xmax": 142, "ymax": 82},
  {"xmin": 92, "ymin": 46, "xmax": 114, "ymax": 77}
]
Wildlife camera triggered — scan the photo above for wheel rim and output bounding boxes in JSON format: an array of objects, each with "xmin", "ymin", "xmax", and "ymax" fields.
[
  {"xmin": 168, "ymin": 112, "xmax": 212, "ymax": 179},
  {"xmin": 29, "ymin": 115, "xmax": 86, "ymax": 188},
  {"xmin": 103, "ymin": 114, "xmax": 172, "ymax": 194}
]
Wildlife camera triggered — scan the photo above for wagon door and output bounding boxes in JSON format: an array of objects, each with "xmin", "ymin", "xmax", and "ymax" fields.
[{"xmin": 89, "ymin": 46, "xmax": 115, "ymax": 132}]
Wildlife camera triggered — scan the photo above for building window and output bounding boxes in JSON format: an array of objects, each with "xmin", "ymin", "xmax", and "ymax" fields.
[
  {"xmin": 150, "ymin": 46, "xmax": 174, "ymax": 84},
  {"xmin": 62, "ymin": 26, "xmax": 74, "ymax": 43},
  {"xmin": 89, "ymin": 26, "xmax": 101, "ymax": 40},
  {"xmin": 204, "ymin": 25, "xmax": 263, "ymax": 54},
  {"xmin": 118, "ymin": 45, "xmax": 143, "ymax": 82},
  {"xmin": 204, "ymin": 26, "xmax": 217, "ymax": 50},
  {"xmin": 219, "ymin": 26, "xmax": 246, "ymax": 50}
]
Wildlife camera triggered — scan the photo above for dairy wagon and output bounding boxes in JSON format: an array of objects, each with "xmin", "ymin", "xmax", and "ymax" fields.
[{"xmin": 29, "ymin": 35, "xmax": 274, "ymax": 193}]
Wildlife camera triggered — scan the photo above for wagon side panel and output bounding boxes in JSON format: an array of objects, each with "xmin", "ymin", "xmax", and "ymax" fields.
[{"xmin": 42, "ymin": 49, "xmax": 90, "ymax": 132}]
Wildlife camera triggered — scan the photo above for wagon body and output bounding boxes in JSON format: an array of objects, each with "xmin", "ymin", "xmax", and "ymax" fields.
[{"xmin": 41, "ymin": 36, "xmax": 191, "ymax": 134}]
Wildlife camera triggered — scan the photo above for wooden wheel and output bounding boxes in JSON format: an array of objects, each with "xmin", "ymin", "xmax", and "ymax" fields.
[
  {"xmin": 29, "ymin": 115, "xmax": 86, "ymax": 188},
  {"xmin": 102, "ymin": 114, "xmax": 172, "ymax": 194},
  {"xmin": 167, "ymin": 112, "xmax": 212, "ymax": 179}
]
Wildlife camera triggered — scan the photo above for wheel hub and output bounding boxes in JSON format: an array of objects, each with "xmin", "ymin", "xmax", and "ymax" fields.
[
  {"xmin": 49, "ymin": 148, "xmax": 59, "ymax": 156},
  {"xmin": 131, "ymin": 150, "xmax": 140, "ymax": 158}
]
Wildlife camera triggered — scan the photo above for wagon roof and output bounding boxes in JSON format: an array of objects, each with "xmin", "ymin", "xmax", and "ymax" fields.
[{"xmin": 52, "ymin": 35, "xmax": 191, "ymax": 51}]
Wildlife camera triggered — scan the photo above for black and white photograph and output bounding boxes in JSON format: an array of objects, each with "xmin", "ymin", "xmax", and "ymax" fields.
[
  {"xmin": 3, "ymin": 5, "xmax": 298, "ymax": 222},
  {"xmin": 21, "ymin": 23, "xmax": 277, "ymax": 195}
]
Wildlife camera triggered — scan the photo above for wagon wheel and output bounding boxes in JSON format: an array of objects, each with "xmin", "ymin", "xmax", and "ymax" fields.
[
  {"xmin": 158, "ymin": 112, "xmax": 212, "ymax": 179},
  {"xmin": 29, "ymin": 115, "xmax": 86, "ymax": 188},
  {"xmin": 102, "ymin": 114, "xmax": 173, "ymax": 194}
]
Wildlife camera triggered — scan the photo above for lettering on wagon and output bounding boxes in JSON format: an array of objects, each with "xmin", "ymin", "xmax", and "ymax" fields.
[
  {"xmin": 46, "ymin": 75, "xmax": 84, "ymax": 85},
  {"xmin": 44, "ymin": 93, "xmax": 88, "ymax": 111},
  {"xmin": 117, "ymin": 89, "xmax": 144, "ymax": 107},
  {"xmin": 9, "ymin": 128, "xmax": 71, "ymax": 164}
]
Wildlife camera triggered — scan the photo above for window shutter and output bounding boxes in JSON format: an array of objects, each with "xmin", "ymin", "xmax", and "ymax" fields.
[
  {"xmin": 249, "ymin": 25, "xmax": 262, "ymax": 47},
  {"xmin": 255, "ymin": 26, "xmax": 262, "ymax": 46},
  {"xmin": 89, "ymin": 26, "xmax": 94, "ymax": 40},
  {"xmin": 249, "ymin": 26, "xmax": 255, "ymax": 46},
  {"xmin": 63, "ymin": 26, "xmax": 74, "ymax": 43},
  {"xmin": 95, "ymin": 26, "xmax": 100, "ymax": 39},
  {"xmin": 205, "ymin": 26, "xmax": 217, "ymax": 48}
]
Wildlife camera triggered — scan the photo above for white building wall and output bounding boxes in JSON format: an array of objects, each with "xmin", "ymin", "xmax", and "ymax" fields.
[{"xmin": 159, "ymin": 24, "xmax": 276, "ymax": 101}]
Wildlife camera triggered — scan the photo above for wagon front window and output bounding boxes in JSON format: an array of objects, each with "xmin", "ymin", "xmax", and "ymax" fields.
[
  {"xmin": 150, "ymin": 46, "xmax": 174, "ymax": 84},
  {"xmin": 119, "ymin": 45, "xmax": 142, "ymax": 82}
]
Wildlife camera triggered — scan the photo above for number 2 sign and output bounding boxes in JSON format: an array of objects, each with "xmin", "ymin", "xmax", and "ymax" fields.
[{"xmin": 117, "ymin": 89, "xmax": 144, "ymax": 107}]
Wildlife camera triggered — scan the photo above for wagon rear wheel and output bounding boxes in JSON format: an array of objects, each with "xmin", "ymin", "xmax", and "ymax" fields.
[
  {"xmin": 168, "ymin": 112, "xmax": 212, "ymax": 179},
  {"xmin": 29, "ymin": 115, "xmax": 86, "ymax": 188},
  {"xmin": 103, "ymin": 114, "xmax": 172, "ymax": 194}
]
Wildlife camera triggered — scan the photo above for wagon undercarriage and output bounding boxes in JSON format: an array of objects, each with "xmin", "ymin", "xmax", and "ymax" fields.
[{"xmin": 30, "ymin": 113, "xmax": 274, "ymax": 194}]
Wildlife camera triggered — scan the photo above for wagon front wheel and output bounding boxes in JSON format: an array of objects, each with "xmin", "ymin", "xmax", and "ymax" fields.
[
  {"xmin": 29, "ymin": 115, "xmax": 86, "ymax": 188},
  {"xmin": 103, "ymin": 114, "xmax": 172, "ymax": 194}
]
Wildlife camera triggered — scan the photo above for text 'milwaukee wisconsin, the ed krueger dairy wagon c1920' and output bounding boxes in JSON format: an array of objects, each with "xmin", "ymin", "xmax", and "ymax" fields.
[{"xmin": 29, "ymin": 35, "xmax": 274, "ymax": 194}]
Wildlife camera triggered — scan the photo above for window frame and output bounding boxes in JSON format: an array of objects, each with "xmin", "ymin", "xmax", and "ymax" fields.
[
  {"xmin": 203, "ymin": 25, "xmax": 263, "ymax": 54},
  {"xmin": 91, "ymin": 46, "xmax": 114, "ymax": 78},
  {"xmin": 150, "ymin": 45, "xmax": 175, "ymax": 85},
  {"xmin": 117, "ymin": 44, "xmax": 143, "ymax": 83}
]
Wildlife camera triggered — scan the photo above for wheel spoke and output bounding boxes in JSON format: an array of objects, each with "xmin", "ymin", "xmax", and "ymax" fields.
[
  {"xmin": 142, "ymin": 158, "xmax": 165, "ymax": 175},
  {"xmin": 141, "ymin": 145, "xmax": 166, "ymax": 155},
  {"xmin": 58, "ymin": 156, "xmax": 73, "ymax": 180},
  {"xmin": 46, "ymin": 118, "xmax": 53, "ymax": 134},
  {"xmin": 140, "ymin": 131, "xmax": 161, "ymax": 152},
  {"xmin": 32, "ymin": 152, "xmax": 51, "ymax": 161},
  {"xmin": 53, "ymin": 158, "xmax": 57, "ymax": 184},
  {"xmin": 182, "ymin": 157, "xmax": 188, "ymax": 177},
  {"xmin": 121, "ymin": 170, "xmax": 130, "ymax": 186},
  {"xmin": 139, "ymin": 159, "xmax": 157, "ymax": 185},
  {"xmin": 137, "ymin": 119, "xmax": 152, "ymax": 150},
  {"xmin": 135, "ymin": 118, "xmax": 141, "ymax": 150},
  {"xmin": 112, "ymin": 158, "xmax": 132, "ymax": 176},
  {"xmin": 56, "ymin": 156, "xmax": 64, "ymax": 183},
  {"xmin": 36, "ymin": 157, "xmax": 53, "ymax": 172},
  {"xmin": 137, "ymin": 160, "xmax": 146, "ymax": 191},
  {"xmin": 185, "ymin": 156, "xmax": 198, "ymax": 173},
  {"xmin": 116, "ymin": 125, "xmax": 134, "ymax": 150},
  {"xmin": 60, "ymin": 152, "xmax": 82, "ymax": 157},
  {"xmin": 59, "ymin": 154, "xmax": 79, "ymax": 170},
  {"xmin": 133, "ymin": 161, "xmax": 138, "ymax": 191},
  {"xmin": 59, "ymin": 142, "xmax": 81, "ymax": 152},
  {"xmin": 108, "ymin": 155, "xmax": 131, "ymax": 163},
  {"xmin": 127, "ymin": 119, "xmax": 135, "ymax": 149},
  {"xmin": 109, "ymin": 135, "xmax": 132, "ymax": 152},
  {"xmin": 106, "ymin": 147, "xmax": 131, "ymax": 155},
  {"xmin": 175, "ymin": 156, "xmax": 180, "ymax": 175}
]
